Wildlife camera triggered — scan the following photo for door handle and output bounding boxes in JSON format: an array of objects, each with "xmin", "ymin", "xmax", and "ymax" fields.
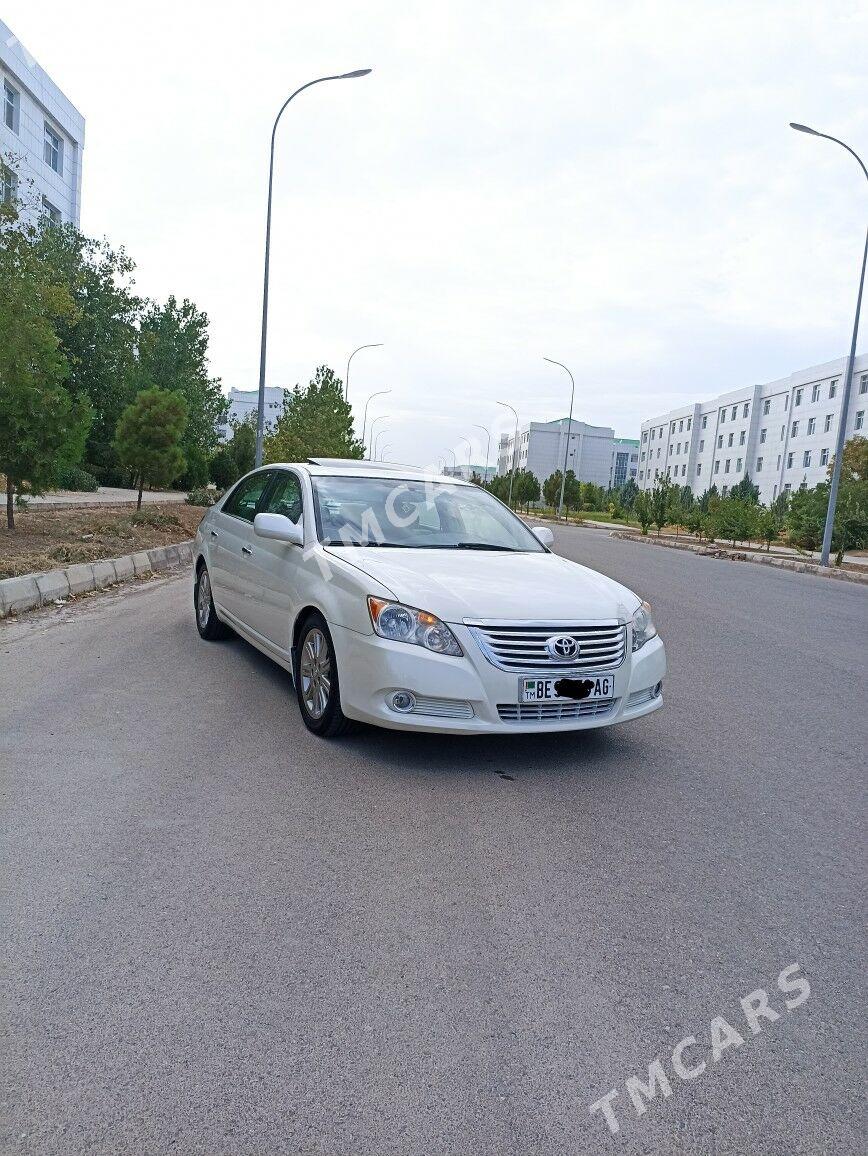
[
  {"xmin": 210, "ymin": 529, "xmax": 218, "ymax": 538},
  {"xmin": 241, "ymin": 545, "xmax": 253, "ymax": 556}
]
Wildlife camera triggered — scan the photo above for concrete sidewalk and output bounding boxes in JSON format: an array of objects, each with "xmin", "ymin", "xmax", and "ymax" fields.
[{"xmin": 27, "ymin": 487, "xmax": 187, "ymax": 507}]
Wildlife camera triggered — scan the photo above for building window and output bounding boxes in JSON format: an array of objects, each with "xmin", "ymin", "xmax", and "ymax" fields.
[
  {"xmin": 3, "ymin": 80, "xmax": 19, "ymax": 134},
  {"xmin": 717, "ymin": 434, "xmax": 723, "ymax": 449},
  {"xmin": 1, "ymin": 164, "xmax": 18, "ymax": 204},
  {"xmin": 791, "ymin": 421, "xmax": 799, "ymax": 438},
  {"xmin": 794, "ymin": 388, "xmax": 803, "ymax": 406},
  {"xmin": 687, "ymin": 418, "xmax": 692, "ymax": 430},
  {"xmin": 777, "ymin": 455, "xmax": 781, "ymax": 470},
  {"xmin": 743, "ymin": 403, "xmax": 749, "ymax": 418},
  {"xmin": 824, "ymin": 414, "xmax": 833, "ymax": 433},
  {"xmin": 860, "ymin": 374, "xmax": 867, "ymax": 395},
  {"xmin": 727, "ymin": 432, "xmax": 734, "ymax": 447},
  {"xmin": 44, "ymin": 123, "xmax": 64, "ymax": 175},
  {"xmin": 784, "ymin": 395, "xmax": 789, "ymax": 410},
  {"xmin": 784, "ymin": 482, "xmax": 792, "ymax": 493},
  {"xmin": 811, "ymin": 384, "xmax": 820, "ymax": 402},
  {"xmin": 696, "ymin": 463, "xmax": 702, "ymax": 475},
  {"xmin": 856, "ymin": 411, "xmax": 865, "ymax": 431},
  {"xmin": 739, "ymin": 430, "xmax": 746, "ymax": 446},
  {"xmin": 714, "ymin": 460, "xmax": 720, "ymax": 474},
  {"xmin": 678, "ymin": 420, "xmax": 683, "ymax": 432},
  {"xmin": 756, "ymin": 457, "xmax": 763, "ymax": 472},
  {"xmin": 699, "ymin": 439, "xmax": 704, "ymax": 452},
  {"xmin": 702, "ymin": 415, "xmax": 707, "ymax": 429},
  {"xmin": 656, "ymin": 447, "xmax": 661, "ymax": 458},
  {"xmin": 724, "ymin": 459, "xmax": 731, "ymax": 473},
  {"xmin": 781, "ymin": 425, "xmax": 785, "ymax": 441},
  {"xmin": 829, "ymin": 380, "xmax": 837, "ymax": 398},
  {"xmin": 820, "ymin": 448, "xmax": 829, "ymax": 466},
  {"xmin": 762, "ymin": 399, "xmax": 771, "ymax": 415},
  {"xmin": 650, "ymin": 428, "xmax": 655, "ymax": 440},
  {"xmin": 807, "ymin": 417, "xmax": 816, "ymax": 436},
  {"xmin": 682, "ymin": 464, "xmax": 687, "ymax": 477},
  {"xmin": 759, "ymin": 428, "xmax": 767, "ymax": 443},
  {"xmin": 731, "ymin": 406, "xmax": 737, "ymax": 420},
  {"xmin": 736, "ymin": 457, "xmax": 742, "ymax": 472},
  {"xmin": 670, "ymin": 421, "xmax": 676, "ymax": 433},
  {"xmin": 676, "ymin": 442, "xmax": 681, "ymax": 455},
  {"xmin": 787, "ymin": 452, "xmax": 794, "ymax": 468},
  {"xmin": 720, "ymin": 409, "xmax": 726, "ymax": 422},
  {"xmin": 642, "ymin": 430, "xmax": 648, "ymax": 442},
  {"xmin": 803, "ymin": 450, "xmax": 811, "ymax": 468},
  {"xmin": 41, "ymin": 196, "xmax": 61, "ymax": 225}
]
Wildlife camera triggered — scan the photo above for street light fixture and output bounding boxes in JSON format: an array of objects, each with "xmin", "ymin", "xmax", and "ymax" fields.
[
  {"xmin": 345, "ymin": 343, "xmax": 384, "ymax": 402},
  {"xmin": 544, "ymin": 357, "xmax": 576, "ymax": 519},
  {"xmin": 496, "ymin": 401, "xmax": 519, "ymax": 507},
  {"xmin": 378, "ymin": 443, "xmax": 393, "ymax": 462},
  {"xmin": 373, "ymin": 426, "xmax": 390, "ymax": 459},
  {"xmin": 473, "ymin": 424, "xmax": 492, "ymax": 483},
  {"xmin": 254, "ymin": 67, "xmax": 373, "ymax": 468},
  {"xmin": 459, "ymin": 436, "xmax": 472, "ymax": 478},
  {"xmin": 790, "ymin": 122, "xmax": 868, "ymax": 566},
  {"xmin": 361, "ymin": 388, "xmax": 391, "ymax": 451}
]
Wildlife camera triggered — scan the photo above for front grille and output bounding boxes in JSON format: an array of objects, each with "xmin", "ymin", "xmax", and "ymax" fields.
[
  {"xmin": 467, "ymin": 621, "xmax": 626, "ymax": 673},
  {"xmin": 408, "ymin": 695, "xmax": 475, "ymax": 719},
  {"xmin": 497, "ymin": 699, "xmax": 617, "ymax": 723},
  {"xmin": 627, "ymin": 686, "xmax": 660, "ymax": 709}
]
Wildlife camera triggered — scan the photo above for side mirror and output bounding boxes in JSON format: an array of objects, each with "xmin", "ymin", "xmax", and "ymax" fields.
[
  {"xmin": 532, "ymin": 525, "xmax": 554, "ymax": 546},
  {"xmin": 253, "ymin": 512, "xmax": 303, "ymax": 546}
]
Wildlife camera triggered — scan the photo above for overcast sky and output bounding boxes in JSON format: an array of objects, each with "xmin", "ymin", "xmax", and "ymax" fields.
[{"xmin": 16, "ymin": 1, "xmax": 868, "ymax": 469}]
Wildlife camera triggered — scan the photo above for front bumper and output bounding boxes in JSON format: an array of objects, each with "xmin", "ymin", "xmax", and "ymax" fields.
[{"xmin": 331, "ymin": 622, "xmax": 666, "ymax": 734}]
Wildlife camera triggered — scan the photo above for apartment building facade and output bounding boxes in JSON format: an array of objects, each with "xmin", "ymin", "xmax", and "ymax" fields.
[
  {"xmin": 218, "ymin": 387, "xmax": 288, "ymax": 440},
  {"xmin": 638, "ymin": 355, "xmax": 868, "ymax": 504},
  {"xmin": 497, "ymin": 418, "xmax": 620, "ymax": 488},
  {"xmin": 1, "ymin": 19, "xmax": 84, "ymax": 226}
]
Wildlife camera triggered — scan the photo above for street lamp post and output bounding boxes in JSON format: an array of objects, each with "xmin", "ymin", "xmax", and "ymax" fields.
[
  {"xmin": 496, "ymin": 401, "xmax": 519, "ymax": 507},
  {"xmin": 442, "ymin": 447, "xmax": 457, "ymax": 476},
  {"xmin": 368, "ymin": 413, "xmax": 388, "ymax": 450},
  {"xmin": 254, "ymin": 68, "xmax": 372, "ymax": 468},
  {"xmin": 361, "ymin": 389, "xmax": 391, "ymax": 451},
  {"xmin": 459, "ymin": 436, "xmax": 472, "ymax": 478},
  {"xmin": 345, "ymin": 343, "xmax": 384, "ymax": 402},
  {"xmin": 473, "ymin": 424, "xmax": 492, "ymax": 483},
  {"xmin": 373, "ymin": 426, "xmax": 389, "ymax": 460},
  {"xmin": 790, "ymin": 123, "xmax": 868, "ymax": 566},
  {"xmin": 544, "ymin": 357, "xmax": 576, "ymax": 519}
]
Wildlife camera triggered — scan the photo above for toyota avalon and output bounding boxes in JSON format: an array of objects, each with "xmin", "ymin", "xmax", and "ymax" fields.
[{"xmin": 193, "ymin": 460, "xmax": 666, "ymax": 736}]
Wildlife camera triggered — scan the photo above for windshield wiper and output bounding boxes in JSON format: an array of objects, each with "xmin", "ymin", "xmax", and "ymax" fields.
[{"xmin": 450, "ymin": 542, "xmax": 522, "ymax": 551}]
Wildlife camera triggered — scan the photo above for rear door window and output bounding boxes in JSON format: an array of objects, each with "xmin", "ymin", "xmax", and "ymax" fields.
[{"xmin": 222, "ymin": 471, "xmax": 272, "ymax": 523}]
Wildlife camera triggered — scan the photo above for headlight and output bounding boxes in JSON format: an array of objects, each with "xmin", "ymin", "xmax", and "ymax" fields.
[
  {"xmin": 631, "ymin": 600, "xmax": 658, "ymax": 652},
  {"xmin": 368, "ymin": 597, "xmax": 463, "ymax": 656}
]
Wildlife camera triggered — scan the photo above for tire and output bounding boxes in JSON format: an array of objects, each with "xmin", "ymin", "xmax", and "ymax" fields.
[
  {"xmin": 195, "ymin": 562, "xmax": 230, "ymax": 640},
  {"xmin": 294, "ymin": 613, "xmax": 355, "ymax": 737}
]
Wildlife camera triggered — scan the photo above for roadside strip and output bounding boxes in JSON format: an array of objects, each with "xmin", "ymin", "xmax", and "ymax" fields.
[{"xmin": 0, "ymin": 540, "xmax": 194, "ymax": 619}]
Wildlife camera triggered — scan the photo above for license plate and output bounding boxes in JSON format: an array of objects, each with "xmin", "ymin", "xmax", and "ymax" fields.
[{"xmin": 519, "ymin": 674, "xmax": 614, "ymax": 703}]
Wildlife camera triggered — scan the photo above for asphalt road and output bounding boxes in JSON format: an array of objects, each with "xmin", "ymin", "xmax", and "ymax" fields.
[{"xmin": 2, "ymin": 526, "xmax": 866, "ymax": 1155}]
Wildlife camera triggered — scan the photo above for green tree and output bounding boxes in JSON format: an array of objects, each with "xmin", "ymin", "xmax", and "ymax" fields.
[
  {"xmin": 757, "ymin": 507, "xmax": 779, "ymax": 551},
  {"xmin": 35, "ymin": 223, "xmax": 141, "ymax": 484},
  {"xmin": 513, "ymin": 469, "xmax": 541, "ymax": 512},
  {"xmin": 265, "ymin": 365, "xmax": 363, "ymax": 463},
  {"xmin": 712, "ymin": 497, "xmax": 760, "ymax": 546},
  {"xmin": 650, "ymin": 479, "xmax": 671, "ymax": 535},
  {"xmin": 729, "ymin": 474, "xmax": 760, "ymax": 504},
  {"xmin": 543, "ymin": 470, "xmax": 562, "ymax": 509},
  {"xmin": 113, "ymin": 387, "xmax": 188, "ymax": 508},
  {"xmin": 563, "ymin": 470, "xmax": 582, "ymax": 515},
  {"xmin": 633, "ymin": 491, "xmax": 653, "ymax": 535},
  {"xmin": 0, "ymin": 196, "xmax": 92, "ymax": 528},
  {"xmin": 135, "ymin": 296, "xmax": 227, "ymax": 488}
]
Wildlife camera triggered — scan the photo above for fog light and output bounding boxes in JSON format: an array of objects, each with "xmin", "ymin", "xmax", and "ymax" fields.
[
  {"xmin": 389, "ymin": 690, "xmax": 416, "ymax": 713},
  {"xmin": 653, "ymin": 681, "xmax": 663, "ymax": 697}
]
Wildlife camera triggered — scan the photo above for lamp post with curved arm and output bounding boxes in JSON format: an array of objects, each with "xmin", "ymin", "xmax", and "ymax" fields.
[
  {"xmin": 345, "ymin": 343, "xmax": 384, "ymax": 402},
  {"xmin": 378, "ymin": 443, "xmax": 393, "ymax": 462},
  {"xmin": 368, "ymin": 413, "xmax": 388, "ymax": 452},
  {"xmin": 473, "ymin": 424, "xmax": 492, "ymax": 483},
  {"xmin": 544, "ymin": 357, "xmax": 576, "ymax": 519},
  {"xmin": 361, "ymin": 389, "xmax": 391, "ymax": 451},
  {"xmin": 496, "ymin": 401, "xmax": 519, "ymax": 507},
  {"xmin": 790, "ymin": 123, "xmax": 868, "ymax": 566},
  {"xmin": 254, "ymin": 68, "xmax": 373, "ymax": 468},
  {"xmin": 459, "ymin": 436, "xmax": 472, "ymax": 478},
  {"xmin": 373, "ymin": 426, "xmax": 390, "ymax": 460}
]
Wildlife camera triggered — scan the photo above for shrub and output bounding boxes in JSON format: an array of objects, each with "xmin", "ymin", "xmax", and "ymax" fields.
[
  {"xmin": 186, "ymin": 487, "xmax": 219, "ymax": 507},
  {"xmin": 130, "ymin": 508, "xmax": 181, "ymax": 529},
  {"xmin": 53, "ymin": 464, "xmax": 99, "ymax": 492}
]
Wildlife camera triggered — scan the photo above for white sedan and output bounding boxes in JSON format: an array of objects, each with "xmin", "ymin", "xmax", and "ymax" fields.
[{"xmin": 193, "ymin": 459, "xmax": 666, "ymax": 737}]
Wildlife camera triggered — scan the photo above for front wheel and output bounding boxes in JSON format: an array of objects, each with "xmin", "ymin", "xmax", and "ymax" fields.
[
  {"xmin": 195, "ymin": 563, "xmax": 230, "ymax": 640},
  {"xmin": 294, "ymin": 614, "xmax": 355, "ymax": 737}
]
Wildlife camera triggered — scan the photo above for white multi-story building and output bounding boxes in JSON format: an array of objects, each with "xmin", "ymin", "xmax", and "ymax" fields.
[
  {"xmin": 1, "ymin": 19, "xmax": 84, "ymax": 226},
  {"xmin": 218, "ymin": 387, "xmax": 287, "ymax": 440},
  {"xmin": 497, "ymin": 418, "xmax": 623, "ymax": 488},
  {"xmin": 638, "ymin": 354, "xmax": 868, "ymax": 504},
  {"xmin": 609, "ymin": 438, "xmax": 640, "ymax": 488}
]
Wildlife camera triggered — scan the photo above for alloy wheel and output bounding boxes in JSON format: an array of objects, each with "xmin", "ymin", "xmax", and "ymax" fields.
[
  {"xmin": 300, "ymin": 628, "xmax": 331, "ymax": 719},
  {"xmin": 197, "ymin": 569, "xmax": 211, "ymax": 628}
]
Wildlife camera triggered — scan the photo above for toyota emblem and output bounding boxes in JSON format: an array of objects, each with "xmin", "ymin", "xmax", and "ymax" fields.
[{"xmin": 545, "ymin": 634, "xmax": 580, "ymax": 660}]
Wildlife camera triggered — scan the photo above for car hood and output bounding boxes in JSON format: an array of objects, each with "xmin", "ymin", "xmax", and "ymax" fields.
[{"xmin": 322, "ymin": 546, "xmax": 640, "ymax": 623}]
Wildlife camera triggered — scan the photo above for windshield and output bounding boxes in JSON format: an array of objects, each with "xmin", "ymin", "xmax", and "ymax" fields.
[{"xmin": 312, "ymin": 476, "xmax": 546, "ymax": 552}]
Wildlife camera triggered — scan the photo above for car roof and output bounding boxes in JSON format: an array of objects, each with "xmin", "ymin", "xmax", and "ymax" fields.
[{"xmin": 268, "ymin": 458, "xmax": 472, "ymax": 485}]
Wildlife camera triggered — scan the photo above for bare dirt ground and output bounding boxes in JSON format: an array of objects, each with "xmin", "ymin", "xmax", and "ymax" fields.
[{"xmin": 0, "ymin": 503, "xmax": 208, "ymax": 579}]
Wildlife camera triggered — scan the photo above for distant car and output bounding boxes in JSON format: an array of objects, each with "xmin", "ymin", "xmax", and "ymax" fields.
[{"xmin": 193, "ymin": 460, "xmax": 665, "ymax": 737}]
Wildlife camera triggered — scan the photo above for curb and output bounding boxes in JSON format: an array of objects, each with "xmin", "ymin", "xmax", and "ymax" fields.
[
  {"xmin": 608, "ymin": 530, "xmax": 868, "ymax": 585},
  {"xmin": 0, "ymin": 540, "xmax": 195, "ymax": 619}
]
